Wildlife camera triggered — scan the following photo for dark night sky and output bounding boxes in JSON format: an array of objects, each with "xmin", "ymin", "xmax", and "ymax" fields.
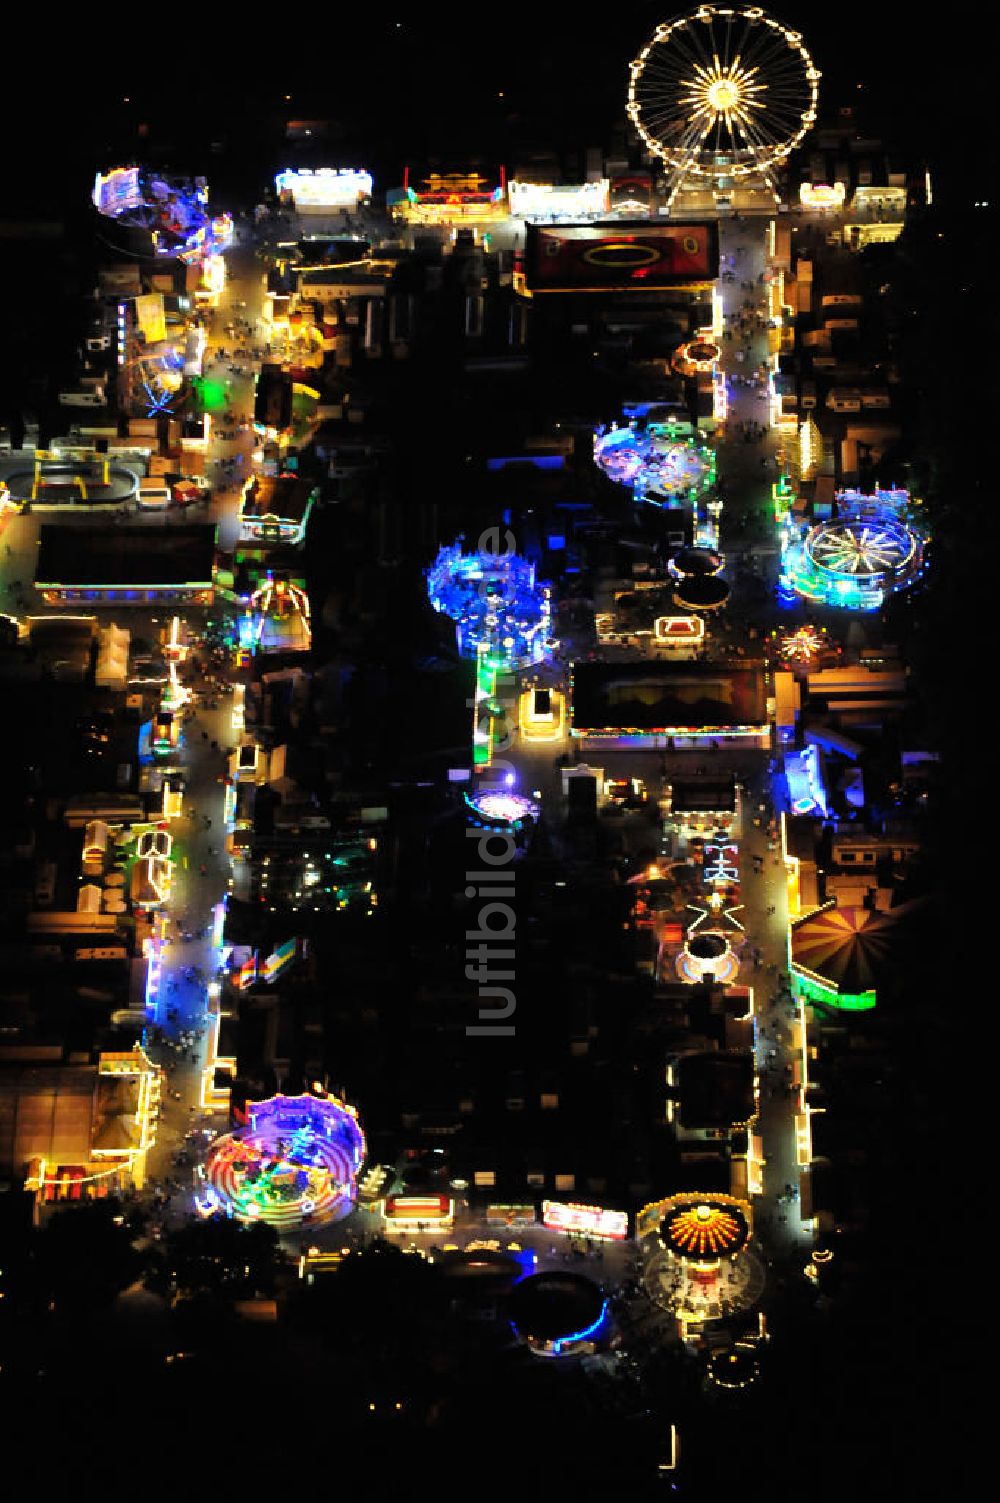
[{"xmin": 2, "ymin": 7, "xmax": 987, "ymax": 211}]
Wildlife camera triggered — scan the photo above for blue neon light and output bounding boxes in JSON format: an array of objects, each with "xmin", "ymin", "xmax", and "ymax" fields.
[
  {"xmin": 511, "ymin": 1297, "xmax": 610, "ymax": 1354},
  {"xmin": 783, "ymin": 743, "xmax": 829, "ymax": 817}
]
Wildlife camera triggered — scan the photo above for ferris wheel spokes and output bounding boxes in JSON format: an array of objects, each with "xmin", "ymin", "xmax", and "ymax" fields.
[{"xmin": 627, "ymin": 6, "xmax": 820, "ymax": 201}]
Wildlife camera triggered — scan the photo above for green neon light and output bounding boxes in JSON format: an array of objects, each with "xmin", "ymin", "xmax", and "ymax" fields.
[
  {"xmin": 194, "ymin": 376, "xmax": 229, "ymax": 413},
  {"xmin": 472, "ymin": 651, "xmax": 497, "ymax": 767},
  {"xmin": 791, "ymin": 971, "xmax": 877, "ymax": 1012}
]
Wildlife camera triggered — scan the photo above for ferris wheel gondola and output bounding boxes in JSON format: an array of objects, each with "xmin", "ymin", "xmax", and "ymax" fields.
[{"xmin": 628, "ymin": 7, "xmax": 819, "ymax": 196}]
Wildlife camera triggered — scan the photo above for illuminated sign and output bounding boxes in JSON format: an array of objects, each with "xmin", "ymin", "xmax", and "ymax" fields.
[
  {"xmin": 799, "ymin": 182, "xmax": 846, "ymax": 209},
  {"xmin": 523, "ymin": 221, "xmax": 718, "ymax": 293},
  {"xmin": 508, "ymin": 180, "xmax": 609, "ymax": 219},
  {"xmin": 383, "ymin": 1194, "xmax": 455, "ymax": 1225},
  {"xmin": 485, "ymin": 1204, "xmax": 537, "ymax": 1226},
  {"xmin": 541, "ymin": 1200, "xmax": 628, "ymax": 1240},
  {"xmin": 259, "ymin": 936, "xmax": 298, "ymax": 983},
  {"xmin": 703, "ymin": 842, "xmax": 740, "ymax": 885},
  {"xmin": 134, "ymin": 293, "xmax": 166, "ymax": 345},
  {"xmin": 274, "ymin": 168, "xmax": 373, "ymax": 209},
  {"xmin": 654, "ymin": 615, "xmax": 705, "ymax": 644},
  {"xmin": 233, "ymin": 954, "xmax": 257, "ymax": 989},
  {"xmin": 610, "ymin": 174, "xmax": 653, "ymax": 212}
]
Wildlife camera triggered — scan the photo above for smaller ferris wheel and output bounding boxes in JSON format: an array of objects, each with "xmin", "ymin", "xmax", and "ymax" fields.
[{"xmin": 628, "ymin": 7, "xmax": 819, "ymax": 197}]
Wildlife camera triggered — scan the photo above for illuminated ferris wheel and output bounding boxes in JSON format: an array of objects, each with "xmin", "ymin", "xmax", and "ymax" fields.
[
  {"xmin": 806, "ymin": 519, "xmax": 916, "ymax": 578},
  {"xmin": 628, "ymin": 7, "xmax": 819, "ymax": 191}
]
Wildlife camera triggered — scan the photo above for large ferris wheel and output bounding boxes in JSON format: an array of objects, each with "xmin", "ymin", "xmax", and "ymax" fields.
[{"xmin": 628, "ymin": 7, "xmax": 820, "ymax": 195}]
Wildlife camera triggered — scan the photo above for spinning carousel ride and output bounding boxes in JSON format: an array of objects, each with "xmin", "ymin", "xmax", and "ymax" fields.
[
  {"xmin": 639, "ymin": 1192, "xmax": 764, "ymax": 1326},
  {"xmin": 595, "ymin": 418, "xmax": 717, "ymax": 509},
  {"xmin": 197, "ymin": 1092, "xmax": 365, "ymax": 1231},
  {"xmin": 427, "ymin": 542, "xmax": 552, "ymax": 669},
  {"xmin": 780, "ymin": 489, "xmax": 927, "ymax": 612}
]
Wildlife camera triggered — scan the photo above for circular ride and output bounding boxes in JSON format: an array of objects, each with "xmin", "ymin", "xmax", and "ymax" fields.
[
  {"xmin": 639, "ymin": 1192, "xmax": 763, "ymax": 1325},
  {"xmin": 783, "ymin": 515, "xmax": 923, "ymax": 610},
  {"xmin": 660, "ymin": 1198, "xmax": 750, "ymax": 1261},
  {"xmin": 773, "ymin": 623, "xmax": 828, "ymax": 665},
  {"xmin": 628, "ymin": 7, "xmax": 819, "ymax": 190},
  {"xmin": 672, "ymin": 339, "xmax": 721, "ymax": 376},
  {"xmin": 780, "ymin": 488, "xmax": 927, "ymax": 611},
  {"xmin": 669, "ymin": 545, "xmax": 723, "ymax": 579},
  {"xmin": 508, "ymin": 1271, "xmax": 609, "ymax": 1357},
  {"xmin": 676, "ymin": 929, "xmax": 740, "ymax": 984},
  {"xmin": 672, "ymin": 574, "xmax": 730, "ymax": 612},
  {"xmin": 707, "ymin": 1345, "xmax": 760, "ymax": 1390},
  {"xmin": 465, "ymin": 789, "xmax": 539, "ymax": 829},
  {"xmin": 426, "ymin": 542, "xmax": 552, "ymax": 669},
  {"xmin": 806, "ymin": 517, "xmax": 916, "ymax": 579},
  {"xmin": 594, "ymin": 419, "xmax": 716, "ymax": 509},
  {"xmin": 198, "ymin": 1092, "xmax": 365, "ymax": 1231}
]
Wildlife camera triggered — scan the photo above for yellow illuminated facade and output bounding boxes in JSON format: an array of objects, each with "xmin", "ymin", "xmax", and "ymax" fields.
[
  {"xmin": 23, "ymin": 1047, "xmax": 162, "ymax": 1204},
  {"xmin": 393, "ymin": 173, "xmax": 506, "ymax": 227},
  {"xmin": 518, "ymin": 686, "xmax": 566, "ymax": 743}
]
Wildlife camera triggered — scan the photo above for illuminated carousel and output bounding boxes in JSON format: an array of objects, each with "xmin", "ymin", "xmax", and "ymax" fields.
[
  {"xmin": 639, "ymin": 1194, "xmax": 764, "ymax": 1328},
  {"xmin": 668, "ymin": 546, "xmax": 723, "ymax": 581},
  {"xmin": 780, "ymin": 488, "xmax": 927, "ymax": 612},
  {"xmin": 508, "ymin": 1272, "xmax": 610, "ymax": 1358},
  {"xmin": 672, "ymin": 339, "xmax": 721, "ymax": 377},
  {"xmin": 675, "ymin": 930, "xmax": 741, "ymax": 985},
  {"xmin": 706, "ymin": 1343, "xmax": 761, "ymax": 1392},
  {"xmin": 197, "ymin": 1092, "xmax": 365, "ymax": 1231},
  {"xmin": 769, "ymin": 623, "xmax": 831, "ymax": 668},
  {"xmin": 465, "ymin": 788, "xmax": 539, "ymax": 830},
  {"xmin": 594, "ymin": 416, "xmax": 717, "ymax": 510},
  {"xmin": 672, "ymin": 574, "xmax": 730, "ymax": 613},
  {"xmin": 426, "ymin": 542, "xmax": 552, "ymax": 669}
]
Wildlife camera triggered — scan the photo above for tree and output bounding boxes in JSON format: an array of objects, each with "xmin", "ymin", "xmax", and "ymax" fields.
[
  {"xmin": 161, "ymin": 1214, "xmax": 280, "ymax": 1299},
  {"xmin": 33, "ymin": 1198, "xmax": 144, "ymax": 1313}
]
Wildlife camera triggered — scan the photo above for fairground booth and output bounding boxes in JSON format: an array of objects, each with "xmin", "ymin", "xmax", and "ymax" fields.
[
  {"xmin": 275, "ymin": 168, "xmax": 373, "ymax": 213},
  {"xmin": 390, "ymin": 169, "xmax": 507, "ymax": 230},
  {"xmin": 35, "ymin": 525, "xmax": 217, "ymax": 606},
  {"xmin": 7, "ymin": 1047, "xmax": 162, "ymax": 1211},
  {"xmin": 570, "ymin": 662, "xmax": 769, "ymax": 751}
]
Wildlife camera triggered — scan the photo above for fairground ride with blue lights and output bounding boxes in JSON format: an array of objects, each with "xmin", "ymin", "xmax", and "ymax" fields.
[
  {"xmin": 427, "ymin": 542, "xmax": 553, "ymax": 669},
  {"xmin": 594, "ymin": 409, "xmax": 720, "ymax": 545},
  {"xmin": 93, "ymin": 166, "xmax": 233, "ymax": 264},
  {"xmin": 779, "ymin": 488, "xmax": 927, "ymax": 611}
]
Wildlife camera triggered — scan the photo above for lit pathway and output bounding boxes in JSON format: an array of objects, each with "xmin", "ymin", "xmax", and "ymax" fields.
[{"xmin": 717, "ymin": 211, "xmax": 814, "ymax": 1265}]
